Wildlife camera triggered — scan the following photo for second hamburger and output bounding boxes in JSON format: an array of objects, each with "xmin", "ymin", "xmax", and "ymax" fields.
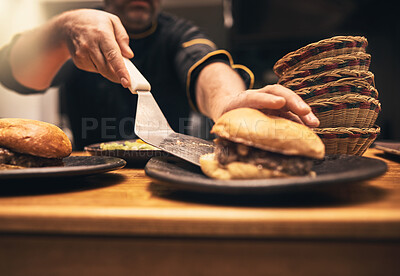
[{"xmin": 0, "ymin": 118, "xmax": 72, "ymax": 168}]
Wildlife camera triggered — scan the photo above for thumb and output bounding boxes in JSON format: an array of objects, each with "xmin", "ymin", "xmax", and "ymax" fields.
[{"xmin": 111, "ymin": 17, "xmax": 134, "ymax": 58}]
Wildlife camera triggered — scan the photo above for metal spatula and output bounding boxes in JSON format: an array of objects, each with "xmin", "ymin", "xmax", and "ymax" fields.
[{"xmin": 123, "ymin": 58, "xmax": 214, "ymax": 166}]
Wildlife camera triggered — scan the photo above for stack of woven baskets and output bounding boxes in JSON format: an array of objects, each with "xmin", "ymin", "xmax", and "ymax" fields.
[{"xmin": 273, "ymin": 36, "xmax": 380, "ymax": 155}]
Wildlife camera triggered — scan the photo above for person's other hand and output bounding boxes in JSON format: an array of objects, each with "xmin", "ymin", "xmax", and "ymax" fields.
[
  {"xmin": 220, "ymin": 84, "xmax": 320, "ymax": 127},
  {"xmin": 57, "ymin": 9, "xmax": 134, "ymax": 87}
]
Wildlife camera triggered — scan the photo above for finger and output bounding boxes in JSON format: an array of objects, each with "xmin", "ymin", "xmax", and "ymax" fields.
[
  {"xmin": 99, "ymin": 38, "xmax": 131, "ymax": 88},
  {"xmin": 71, "ymin": 52, "xmax": 98, "ymax": 73},
  {"xmin": 72, "ymin": 56, "xmax": 96, "ymax": 73},
  {"xmin": 262, "ymin": 84, "xmax": 312, "ymax": 116},
  {"xmin": 68, "ymin": 39, "xmax": 98, "ymax": 73},
  {"xmin": 220, "ymin": 91, "xmax": 287, "ymax": 115},
  {"xmin": 263, "ymin": 101, "xmax": 320, "ymax": 127},
  {"xmin": 111, "ymin": 16, "xmax": 134, "ymax": 59},
  {"xmin": 261, "ymin": 96, "xmax": 320, "ymax": 127},
  {"xmin": 110, "ymin": 17, "xmax": 133, "ymax": 88},
  {"xmin": 238, "ymin": 91, "xmax": 287, "ymax": 110},
  {"xmin": 261, "ymin": 109, "xmax": 304, "ymax": 124},
  {"xmin": 89, "ymin": 47, "xmax": 120, "ymax": 83},
  {"xmin": 300, "ymin": 113, "xmax": 320, "ymax": 128},
  {"xmin": 281, "ymin": 112, "xmax": 304, "ymax": 125}
]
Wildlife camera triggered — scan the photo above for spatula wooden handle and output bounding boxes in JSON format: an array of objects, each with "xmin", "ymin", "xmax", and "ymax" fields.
[{"xmin": 123, "ymin": 57, "xmax": 151, "ymax": 94}]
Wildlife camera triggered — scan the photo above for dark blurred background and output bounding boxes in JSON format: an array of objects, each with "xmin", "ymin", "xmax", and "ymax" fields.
[
  {"xmin": 226, "ymin": 0, "xmax": 400, "ymax": 140},
  {"xmin": 40, "ymin": 0, "xmax": 400, "ymax": 140}
]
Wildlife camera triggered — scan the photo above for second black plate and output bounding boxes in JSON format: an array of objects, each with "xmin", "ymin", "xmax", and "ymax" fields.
[
  {"xmin": 374, "ymin": 141, "xmax": 400, "ymax": 157},
  {"xmin": 84, "ymin": 140, "xmax": 169, "ymax": 165},
  {"xmin": 0, "ymin": 156, "xmax": 126, "ymax": 180},
  {"xmin": 145, "ymin": 155, "xmax": 387, "ymax": 194}
]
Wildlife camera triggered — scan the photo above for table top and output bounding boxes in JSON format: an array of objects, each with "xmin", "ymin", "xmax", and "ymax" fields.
[{"xmin": 0, "ymin": 148, "xmax": 399, "ymax": 240}]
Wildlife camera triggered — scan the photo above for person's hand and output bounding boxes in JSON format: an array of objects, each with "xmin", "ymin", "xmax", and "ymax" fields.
[
  {"xmin": 219, "ymin": 84, "xmax": 320, "ymax": 127},
  {"xmin": 56, "ymin": 9, "xmax": 134, "ymax": 87}
]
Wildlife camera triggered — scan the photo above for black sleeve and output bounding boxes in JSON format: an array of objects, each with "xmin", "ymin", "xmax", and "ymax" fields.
[
  {"xmin": 0, "ymin": 35, "xmax": 46, "ymax": 94},
  {"xmin": 170, "ymin": 19, "xmax": 254, "ymax": 112}
]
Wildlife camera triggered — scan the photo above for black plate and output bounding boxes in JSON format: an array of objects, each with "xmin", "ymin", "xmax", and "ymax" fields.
[
  {"xmin": 0, "ymin": 156, "xmax": 126, "ymax": 180},
  {"xmin": 374, "ymin": 141, "xmax": 400, "ymax": 157},
  {"xmin": 145, "ymin": 155, "xmax": 387, "ymax": 194},
  {"xmin": 84, "ymin": 140, "xmax": 169, "ymax": 165}
]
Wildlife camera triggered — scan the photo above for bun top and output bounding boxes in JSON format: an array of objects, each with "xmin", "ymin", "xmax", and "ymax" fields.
[
  {"xmin": 211, "ymin": 108, "xmax": 325, "ymax": 159},
  {"xmin": 0, "ymin": 118, "xmax": 72, "ymax": 158}
]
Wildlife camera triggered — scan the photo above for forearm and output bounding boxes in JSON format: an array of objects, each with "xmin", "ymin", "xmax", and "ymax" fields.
[
  {"xmin": 195, "ymin": 62, "xmax": 246, "ymax": 121},
  {"xmin": 9, "ymin": 14, "xmax": 70, "ymax": 90},
  {"xmin": 195, "ymin": 62, "xmax": 320, "ymax": 127}
]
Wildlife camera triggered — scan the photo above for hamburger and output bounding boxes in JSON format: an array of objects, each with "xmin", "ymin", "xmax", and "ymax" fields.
[
  {"xmin": 0, "ymin": 118, "xmax": 72, "ymax": 168},
  {"xmin": 200, "ymin": 108, "xmax": 325, "ymax": 180}
]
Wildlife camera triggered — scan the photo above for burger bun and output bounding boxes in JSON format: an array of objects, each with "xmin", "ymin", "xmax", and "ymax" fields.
[
  {"xmin": 0, "ymin": 118, "xmax": 72, "ymax": 158},
  {"xmin": 199, "ymin": 153, "xmax": 288, "ymax": 180},
  {"xmin": 211, "ymin": 108, "xmax": 325, "ymax": 159}
]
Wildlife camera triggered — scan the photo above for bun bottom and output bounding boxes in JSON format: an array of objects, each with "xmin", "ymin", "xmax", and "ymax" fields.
[{"xmin": 199, "ymin": 153, "xmax": 288, "ymax": 180}]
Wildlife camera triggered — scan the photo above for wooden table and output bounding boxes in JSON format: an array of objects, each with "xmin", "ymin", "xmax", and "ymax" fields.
[{"xmin": 0, "ymin": 148, "xmax": 399, "ymax": 276}]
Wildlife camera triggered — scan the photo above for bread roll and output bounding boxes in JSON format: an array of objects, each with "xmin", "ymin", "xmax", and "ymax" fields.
[
  {"xmin": 200, "ymin": 108, "xmax": 325, "ymax": 180},
  {"xmin": 211, "ymin": 108, "xmax": 324, "ymax": 159},
  {"xmin": 0, "ymin": 118, "xmax": 72, "ymax": 158}
]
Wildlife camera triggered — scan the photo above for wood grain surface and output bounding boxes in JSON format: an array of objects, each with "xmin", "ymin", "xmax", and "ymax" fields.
[
  {"xmin": 0, "ymin": 148, "xmax": 399, "ymax": 239},
  {"xmin": 1, "ymin": 148, "xmax": 400, "ymax": 276}
]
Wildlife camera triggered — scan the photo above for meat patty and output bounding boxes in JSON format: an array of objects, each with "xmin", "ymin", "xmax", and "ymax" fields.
[
  {"xmin": 214, "ymin": 138, "xmax": 314, "ymax": 176},
  {"xmin": 0, "ymin": 147, "xmax": 64, "ymax": 168}
]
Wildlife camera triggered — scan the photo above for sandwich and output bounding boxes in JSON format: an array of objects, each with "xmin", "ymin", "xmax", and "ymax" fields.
[
  {"xmin": 199, "ymin": 108, "xmax": 325, "ymax": 180},
  {"xmin": 0, "ymin": 118, "xmax": 72, "ymax": 168}
]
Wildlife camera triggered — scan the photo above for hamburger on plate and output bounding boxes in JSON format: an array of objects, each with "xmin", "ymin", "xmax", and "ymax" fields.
[
  {"xmin": 200, "ymin": 108, "xmax": 325, "ymax": 180},
  {"xmin": 0, "ymin": 118, "xmax": 72, "ymax": 169}
]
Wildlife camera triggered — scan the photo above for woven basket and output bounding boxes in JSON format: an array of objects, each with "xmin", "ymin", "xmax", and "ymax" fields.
[
  {"xmin": 295, "ymin": 79, "xmax": 379, "ymax": 103},
  {"xmin": 274, "ymin": 36, "xmax": 368, "ymax": 77},
  {"xmin": 309, "ymin": 94, "xmax": 380, "ymax": 128},
  {"xmin": 278, "ymin": 52, "xmax": 371, "ymax": 85},
  {"xmin": 282, "ymin": 69, "xmax": 375, "ymax": 91},
  {"xmin": 313, "ymin": 126, "xmax": 380, "ymax": 156}
]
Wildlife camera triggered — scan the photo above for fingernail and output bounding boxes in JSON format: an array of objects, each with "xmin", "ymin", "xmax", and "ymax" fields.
[
  {"xmin": 121, "ymin": 77, "xmax": 129, "ymax": 88},
  {"xmin": 128, "ymin": 48, "xmax": 134, "ymax": 57},
  {"xmin": 307, "ymin": 114, "xmax": 319, "ymax": 125}
]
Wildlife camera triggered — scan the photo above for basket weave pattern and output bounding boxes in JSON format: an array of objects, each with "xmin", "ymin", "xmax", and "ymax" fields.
[
  {"xmin": 273, "ymin": 36, "xmax": 368, "ymax": 77},
  {"xmin": 309, "ymin": 94, "xmax": 381, "ymax": 128},
  {"xmin": 283, "ymin": 69, "xmax": 375, "ymax": 91},
  {"xmin": 273, "ymin": 36, "xmax": 380, "ymax": 155},
  {"xmin": 313, "ymin": 127, "xmax": 380, "ymax": 155},
  {"xmin": 296, "ymin": 79, "xmax": 379, "ymax": 102},
  {"xmin": 278, "ymin": 52, "xmax": 371, "ymax": 85}
]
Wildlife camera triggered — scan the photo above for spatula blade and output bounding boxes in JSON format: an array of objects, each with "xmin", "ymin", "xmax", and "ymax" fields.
[
  {"xmin": 134, "ymin": 91, "xmax": 214, "ymax": 166},
  {"xmin": 124, "ymin": 58, "xmax": 215, "ymax": 166},
  {"xmin": 149, "ymin": 132, "xmax": 215, "ymax": 166}
]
